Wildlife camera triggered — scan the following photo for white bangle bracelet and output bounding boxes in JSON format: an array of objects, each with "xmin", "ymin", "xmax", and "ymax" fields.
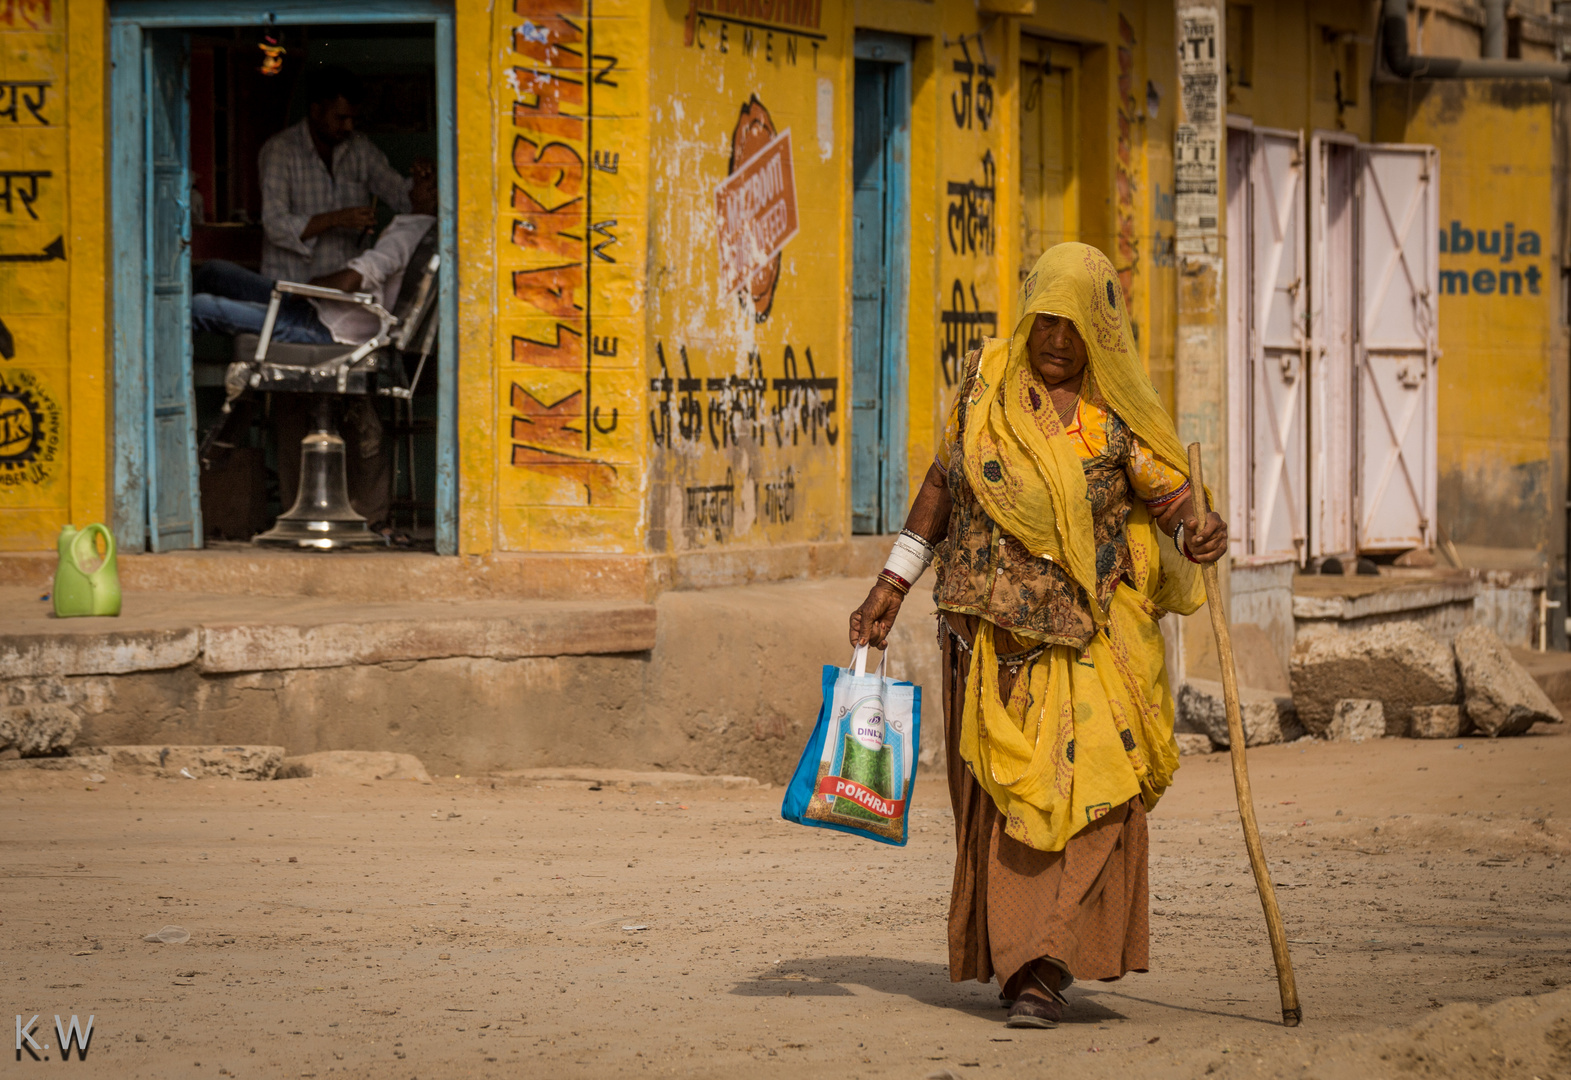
[{"xmin": 883, "ymin": 531, "xmax": 934, "ymax": 587}]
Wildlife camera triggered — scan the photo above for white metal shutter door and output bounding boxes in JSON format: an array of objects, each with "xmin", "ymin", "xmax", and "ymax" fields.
[
  {"xmin": 1247, "ymin": 128, "xmax": 1308, "ymax": 560},
  {"xmin": 1356, "ymin": 144, "xmax": 1439, "ymax": 551},
  {"xmin": 1308, "ymin": 135, "xmax": 1358, "ymax": 558},
  {"xmin": 1225, "ymin": 127, "xmax": 1252, "ymax": 559}
]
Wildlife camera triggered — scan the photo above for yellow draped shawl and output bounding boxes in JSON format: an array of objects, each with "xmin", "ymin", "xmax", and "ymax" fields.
[{"xmin": 954, "ymin": 243, "xmax": 1207, "ymax": 852}]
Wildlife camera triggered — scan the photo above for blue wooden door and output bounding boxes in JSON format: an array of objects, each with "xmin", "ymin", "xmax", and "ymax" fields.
[
  {"xmin": 143, "ymin": 31, "xmax": 201, "ymax": 550},
  {"xmin": 850, "ymin": 36, "xmax": 910, "ymax": 535},
  {"xmin": 850, "ymin": 62, "xmax": 887, "ymax": 534}
]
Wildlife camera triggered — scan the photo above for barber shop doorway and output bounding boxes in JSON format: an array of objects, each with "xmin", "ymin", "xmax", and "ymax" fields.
[
  {"xmin": 850, "ymin": 31, "xmax": 911, "ymax": 535},
  {"xmin": 107, "ymin": 1, "xmax": 458, "ymax": 554}
]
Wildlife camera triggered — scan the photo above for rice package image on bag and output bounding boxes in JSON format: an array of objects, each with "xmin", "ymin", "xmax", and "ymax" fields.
[{"xmin": 781, "ymin": 645, "xmax": 922, "ymax": 845}]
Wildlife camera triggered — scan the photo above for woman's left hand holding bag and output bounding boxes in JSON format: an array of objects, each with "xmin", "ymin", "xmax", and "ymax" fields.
[{"xmin": 850, "ymin": 582, "xmax": 905, "ymax": 650}]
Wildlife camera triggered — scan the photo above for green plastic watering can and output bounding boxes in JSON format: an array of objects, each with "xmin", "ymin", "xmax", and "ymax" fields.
[{"xmin": 53, "ymin": 523, "xmax": 121, "ymax": 618}]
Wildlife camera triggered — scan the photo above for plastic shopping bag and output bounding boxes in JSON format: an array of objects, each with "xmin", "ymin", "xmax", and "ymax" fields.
[{"xmin": 781, "ymin": 645, "xmax": 922, "ymax": 846}]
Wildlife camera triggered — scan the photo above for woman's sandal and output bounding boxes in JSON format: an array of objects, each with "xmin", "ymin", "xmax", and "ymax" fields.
[{"xmin": 1005, "ymin": 965, "xmax": 1067, "ymax": 1029}]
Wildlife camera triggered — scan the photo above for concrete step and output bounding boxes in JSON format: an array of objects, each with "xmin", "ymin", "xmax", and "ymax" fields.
[
  {"xmin": 0, "ymin": 548, "xmax": 650, "ymax": 603},
  {"xmin": 0, "ymin": 535, "xmax": 893, "ymax": 604},
  {"xmin": 0, "ymin": 576, "xmax": 924, "ymax": 784},
  {"xmin": 0, "ymin": 587, "xmax": 656, "ymax": 677}
]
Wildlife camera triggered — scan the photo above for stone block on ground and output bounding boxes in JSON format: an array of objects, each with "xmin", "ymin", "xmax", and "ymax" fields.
[
  {"xmin": 70, "ymin": 744, "xmax": 285, "ymax": 780},
  {"xmin": 0, "ymin": 703, "xmax": 81, "ymax": 756},
  {"xmin": 1290, "ymin": 622, "xmax": 1457, "ymax": 736},
  {"xmin": 1177, "ymin": 678, "xmax": 1300, "ymax": 747},
  {"xmin": 1327, "ymin": 699, "xmax": 1385, "ymax": 742},
  {"xmin": 1175, "ymin": 732, "xmax": 1215, "ymax": 756},
  {"xmin": 1409, "ymin": 704, "xmax": 1466, "ymax": 739},
  {"xmin": 275, "ymin": 750, "xmax": 432, "ymax": 783},
  {"xmin": 1455, "ymin": 625, "xmax": 1564, "ymax": 737}
]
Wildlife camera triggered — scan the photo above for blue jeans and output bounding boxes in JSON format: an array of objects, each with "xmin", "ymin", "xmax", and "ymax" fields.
[{"xmin": 192, "ymin": 260, "xmax": 333, "ymax": 345}]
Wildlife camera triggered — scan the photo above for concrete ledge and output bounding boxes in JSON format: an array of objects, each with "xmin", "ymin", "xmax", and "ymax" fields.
[
  {"xmin": 0, "ymin": 627, "xmax": 200, "ymax": 678},
  {"xmin": 0, "ymin": 537, "xmax": 895, "ymax": 604},
  {"xmin": 1293, "ymin": 579, "xmax": 1479, "ymax": 621},
  {"xmin": 0, "ymin": 590, "xmax": 656, "ymax": 677},
  {"xmin": 0, "ymin": 576, "xmax": 913, "ymax": 783},
  {"xmin": 198, "ymin": 603, "xmax": 657, "ymax": 673}
]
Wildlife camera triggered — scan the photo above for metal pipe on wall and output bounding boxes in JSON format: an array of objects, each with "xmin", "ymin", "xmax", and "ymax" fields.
[
  {"xmin": 1381, "ymin": 0, "xmax": 1571, "ymax": 79},
  {"xmin": 1483, "ymin": 0, "xmax": 1507, "ymax": 59}
]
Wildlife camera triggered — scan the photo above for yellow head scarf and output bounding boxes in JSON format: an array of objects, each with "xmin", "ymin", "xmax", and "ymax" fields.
[{"xmin": 960, "ymin": 243, "xmax": 1202, "ymax": 621}]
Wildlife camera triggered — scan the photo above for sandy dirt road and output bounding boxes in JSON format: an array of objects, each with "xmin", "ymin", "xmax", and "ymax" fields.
[{"xmin": 3, "ymin": 731, "xmax": 1569, "ymax": 1079}]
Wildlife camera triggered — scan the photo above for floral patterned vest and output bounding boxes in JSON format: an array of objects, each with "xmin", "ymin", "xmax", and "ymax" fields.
[{"xmin": 932, "ymin": 351, "xmax": 1137, "ymax": 650}]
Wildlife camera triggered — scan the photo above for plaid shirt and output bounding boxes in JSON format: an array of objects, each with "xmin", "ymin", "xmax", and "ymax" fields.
[{"xmin": 258, "ymin": 119, "xmax": 411, "ymax": 282}]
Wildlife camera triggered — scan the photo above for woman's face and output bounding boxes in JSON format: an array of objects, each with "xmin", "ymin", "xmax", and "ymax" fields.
[{"xmin": 1026, "ymin": 313, "xmax": 1089, "ymax": 387}]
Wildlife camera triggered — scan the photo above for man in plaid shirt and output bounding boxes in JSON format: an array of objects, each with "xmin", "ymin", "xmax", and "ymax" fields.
[{"xmin": 259, "ymin": 65, "xmax": 413, "ymax": 283}]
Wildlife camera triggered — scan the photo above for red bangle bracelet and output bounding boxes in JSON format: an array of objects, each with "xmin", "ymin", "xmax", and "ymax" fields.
[{"xmin": 878, "ymin": 569, "xmax": 912, "ymax": 594}]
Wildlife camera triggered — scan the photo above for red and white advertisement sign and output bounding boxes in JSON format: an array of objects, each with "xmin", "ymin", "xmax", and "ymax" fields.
[{"xmin": 715, "ymin": 128, "xmax": 799, "ymax": 296}]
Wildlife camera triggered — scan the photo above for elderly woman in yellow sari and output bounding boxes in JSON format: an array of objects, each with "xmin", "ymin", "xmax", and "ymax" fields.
[{"xmin": 850, "ymin": 244, "xmax": 1227, "ymax": 1029}]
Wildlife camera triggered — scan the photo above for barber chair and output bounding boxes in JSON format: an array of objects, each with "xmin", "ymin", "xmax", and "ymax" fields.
[{"xmin": 218, "ymin": 244, "xmax": 440, "ymax": 550}]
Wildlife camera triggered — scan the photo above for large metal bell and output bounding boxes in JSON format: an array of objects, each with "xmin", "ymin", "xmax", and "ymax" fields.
[{"xmin": 254, "ymin": 398, "xmax": 381, "ymax": 549}]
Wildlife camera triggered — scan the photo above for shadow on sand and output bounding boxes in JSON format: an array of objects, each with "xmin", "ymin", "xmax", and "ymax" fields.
[{"xmin": 727, "ymin": 955, "xmax": 1133, "ymax": 1024}]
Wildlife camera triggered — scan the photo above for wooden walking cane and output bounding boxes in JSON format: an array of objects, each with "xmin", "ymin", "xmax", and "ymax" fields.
[{"xmin": 1185, "ymin": 442, "xmax": 1303, "ymax": 1028}]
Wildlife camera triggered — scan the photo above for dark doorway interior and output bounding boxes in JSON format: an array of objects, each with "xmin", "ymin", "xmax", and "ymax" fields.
[{"xmin": 185, "ymin": 24, "xmax": 440, "ymax": 544}]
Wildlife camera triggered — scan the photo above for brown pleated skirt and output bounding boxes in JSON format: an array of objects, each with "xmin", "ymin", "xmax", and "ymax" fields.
[{"xmin": 941, "ymin": 619, "xmax": 1150, "ymax": 994}]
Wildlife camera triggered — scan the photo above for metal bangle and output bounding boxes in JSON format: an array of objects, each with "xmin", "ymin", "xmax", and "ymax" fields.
[{"xmin": 899, "ymin": 528, "xmax": 936, "ymax": 560}]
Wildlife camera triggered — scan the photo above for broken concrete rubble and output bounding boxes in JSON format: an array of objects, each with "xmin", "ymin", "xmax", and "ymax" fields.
[
  {"xmin": 276, "ymin": 750, "xmax": 432, "ymax": 783},
  {"xmin": 0, "ymin": 702, "xmax": 81, "ymax": 756},
  {"xmin": 1408, "ymin": 703, "xmax": 1466, "ymax": 739},
  {"xmin": 1454, "ymin": 625, "xmax": 1564, "ymax": 737},
  {"xmin": 1174, "ymin": 732, "xmax": 1214, "ymax": 756},
  {"xmin": 69, "ymin": 744, "xmax": 285, "ymax": 780},
  {"xmin": 1290, "ymin": 621, "xmax": 1457, "ymax": 736},
  {"xmin": 1327, "ymin": 699, "xmax": 1385, "ymax": 742},
  {"xmin": 1177, "ymin": 678, "xmax": 1300, "ymax": 748}
]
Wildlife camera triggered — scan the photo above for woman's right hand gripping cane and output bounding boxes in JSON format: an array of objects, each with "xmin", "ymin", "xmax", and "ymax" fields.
[{"xmin": 849, "ymin": 462, "xmax": 953, "ymax": 651}]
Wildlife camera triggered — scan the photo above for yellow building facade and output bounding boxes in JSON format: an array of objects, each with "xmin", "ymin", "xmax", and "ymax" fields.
[{"xmin": 2, "ymin": 0, "xmax": 1565, "ymax": 616}]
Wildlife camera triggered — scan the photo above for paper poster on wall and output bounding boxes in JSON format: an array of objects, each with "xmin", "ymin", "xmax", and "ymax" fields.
[
  {"xmin": 715, "ymin": 96, "xmax": 799, "ymax": 316},
  {"xmin": 1175, "ymin": 5, "xmax": 1220, "ymax": 251}
]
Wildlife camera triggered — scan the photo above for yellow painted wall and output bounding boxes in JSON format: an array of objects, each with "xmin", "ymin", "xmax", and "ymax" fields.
[
  {"xmin": 29, "ymin": 0, "xmax": 1513, "ymax": 577},
  {"xmin": 1226, "ymin": 0, "xmax": 1375, "ymax": 139},
  {"xmin": 491, "ymin": 0, "xmax": 651, "ymax": 554},
  {"xmin": 0, "ymin": 0, "xmax": 106, "ymax": 552},
  {"xmin": 456, "ymin": 0, "xmax": 498, "ymax": 556},
  {"xmin": 642, "ymin": 0, "xmax": 847, "ymax": 552},
  {"xmin": 1378, "ymin": 79, "xmax": 1566, "ymax": 556},
  {"xmin": 929, "ymin": 6, "xmax": 1008, "ymax": 491}
]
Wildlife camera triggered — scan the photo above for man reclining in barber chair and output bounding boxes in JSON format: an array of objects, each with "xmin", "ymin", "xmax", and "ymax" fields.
[{"xmin": 193, "ymin": 163, "xmax": 436, "ymax": 548}]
